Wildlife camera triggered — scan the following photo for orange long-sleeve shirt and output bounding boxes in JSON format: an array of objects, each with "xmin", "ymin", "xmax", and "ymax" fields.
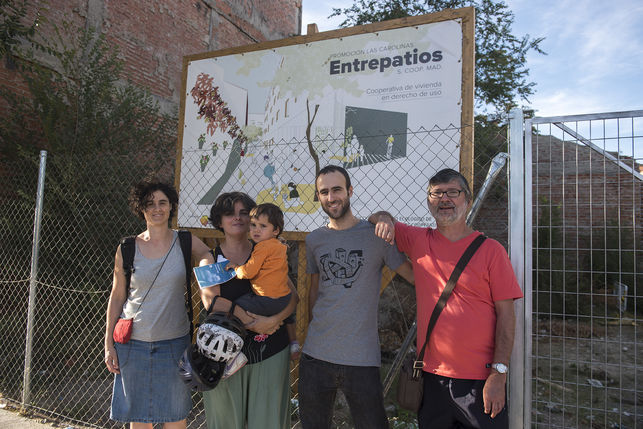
[{"xmin": 235, "ymin": 238, "xmax": 290, "ymax": 298}]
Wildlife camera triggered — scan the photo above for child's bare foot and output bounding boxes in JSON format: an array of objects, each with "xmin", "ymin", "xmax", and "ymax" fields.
[{"xmin": 290, "ymin": 341, "xmax": 301, "ymax": 360}]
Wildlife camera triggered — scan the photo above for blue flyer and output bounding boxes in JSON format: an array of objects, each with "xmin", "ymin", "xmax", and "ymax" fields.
[{"xmin": 193, "ymin": 261, "xmax": 236, "ymax": 289}]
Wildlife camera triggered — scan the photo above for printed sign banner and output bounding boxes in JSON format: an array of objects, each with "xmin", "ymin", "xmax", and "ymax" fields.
[{"xmin": 178, "ymin": 16, "xmax": 469, "ymax": 231}]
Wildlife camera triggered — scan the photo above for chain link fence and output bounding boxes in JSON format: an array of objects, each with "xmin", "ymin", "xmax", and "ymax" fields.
[
  {"xmin": 0, "ymin": 150, "xmax": 175, "ymax": 427},
  {"xmin": 0, "ymin": 122, "xmax": 510, "ymax": 428}
]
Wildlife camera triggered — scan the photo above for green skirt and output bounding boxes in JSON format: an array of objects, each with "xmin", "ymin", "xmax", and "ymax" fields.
[{"xmin": 203, "ymin": 347, "xmax": 290, "ymax": 429}]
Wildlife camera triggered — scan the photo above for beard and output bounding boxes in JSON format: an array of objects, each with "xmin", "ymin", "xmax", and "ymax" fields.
[
  {"xmin": 322, "ymin": 197, "xmax": 351, "ymax": 220},
  {"xmin": 428, "ymin": 202, "xmax": 466, "ymax": 226}
]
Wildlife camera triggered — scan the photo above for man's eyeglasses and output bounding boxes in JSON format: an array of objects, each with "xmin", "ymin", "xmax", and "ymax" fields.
[{"xmin": 428, "ymin": 189, "xmax": 464, "ymax": 199}]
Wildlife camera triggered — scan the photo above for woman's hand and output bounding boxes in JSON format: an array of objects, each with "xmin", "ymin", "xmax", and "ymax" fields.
[
  {"xmin": 245, "ymin": 312, "xmax": 283, "ymax": 335},
  {"xmin": 105, "ymin": 343, "xmax": 120, "ymax": 374},
  {"xmin": 104, "ymin": 246, "xmax": 126, "ymax": 376}
]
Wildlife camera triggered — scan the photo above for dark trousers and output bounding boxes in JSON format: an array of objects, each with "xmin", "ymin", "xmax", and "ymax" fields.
[
  {"xmin": 234, "ymin": 291, "xmax": 291, "ymax": 317},
  {"xmin": 418, "ymin": 372, "xmax": 508, "ymax": 429},
  {"xmin": 298, "ymin": 354, "xmax": 389, "ymax": 429}
]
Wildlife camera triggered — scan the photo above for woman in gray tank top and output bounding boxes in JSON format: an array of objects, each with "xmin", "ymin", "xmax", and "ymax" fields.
[{"xmin": 104, "ymin": 180, "xmax": 213, "ymax": 429}]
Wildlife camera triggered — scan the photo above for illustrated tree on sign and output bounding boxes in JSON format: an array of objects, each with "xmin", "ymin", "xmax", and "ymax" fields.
[
  {"xmin": 191, "ymin": 72, "xmax": 248, "ymax": 204},
  {"xmin": 258, "ymin": 45, "xmax": 363, "ymax": 200}
]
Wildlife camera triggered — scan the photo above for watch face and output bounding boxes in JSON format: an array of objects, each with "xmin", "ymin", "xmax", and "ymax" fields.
[{"xmin": 493, "ymin": 363, "xmax": 508, "ymax": 373}]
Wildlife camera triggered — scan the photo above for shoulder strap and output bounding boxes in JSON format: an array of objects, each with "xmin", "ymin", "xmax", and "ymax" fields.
[
  {"xmin": 178, "ymin": 230, "xmax": 192, "ymax": 286},
  {"xmin": 177, "ymin": 230, "xmax": 194, "ymax": 341},
  {"xmin": 120, "ymin": 236, "xmax": 137, "ymax": 294},
  {"xmin": 414, "ymin": 234, "xmax": 487, "ymax": 377},
  {"xmin": 213, "ymin": 245, "xmax": 223, "ymax": 259}
]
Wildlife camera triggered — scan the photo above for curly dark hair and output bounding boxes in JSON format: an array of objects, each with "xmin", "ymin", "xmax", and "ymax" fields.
[
  {"xmin": 209, "ymin": 192, "xmax": 256, "ymax": 231},
  {"xmin": 250, "ymin": 203, "xmax": 284, "ymax": 236},
  {"xmin": 128, "ymin": 180, "xmax": 179, "ymax": 221}
]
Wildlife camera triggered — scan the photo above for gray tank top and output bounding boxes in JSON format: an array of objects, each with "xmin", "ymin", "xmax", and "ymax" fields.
[{"xmin": 120, "ymin": 231, "xmax": 189, "ymax": 342}]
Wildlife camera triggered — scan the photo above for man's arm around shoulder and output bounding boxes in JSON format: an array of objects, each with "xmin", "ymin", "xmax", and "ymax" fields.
[
  {"xmin": 369, "ymin": 211, "xmax": 413, "ymax": 284},
  {"xmin": 368, "ymin": 211, "xmax": 397, "ymax": 245}
]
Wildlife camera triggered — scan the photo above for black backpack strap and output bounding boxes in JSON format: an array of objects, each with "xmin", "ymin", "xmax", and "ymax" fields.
[
  {"xmin": 119, "ymin": 236, "xmax": 137, "ymax": 295},
  {"xmin": 206, "ymin": 295, "xmax": 219, "ymax": 315},
  {"xmin": 227, "ymin": 302, "xmax": 237, "ymax": 320},
  {"xmin": 177, "ymin": 230, "xmax": 194, "ymax": 341}
]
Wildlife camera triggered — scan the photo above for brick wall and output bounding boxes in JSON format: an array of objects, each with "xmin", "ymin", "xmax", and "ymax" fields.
[
  {"xmin": 1, "ymin": 0, "xmax": 302, "ymax": 114},
  {"xmin": 533, "ymin": 135, "xmax": 642, "ymax": 235},
  {"xmin": 471, "ymin": 132, "xmax": 642, "ymax": 252}
]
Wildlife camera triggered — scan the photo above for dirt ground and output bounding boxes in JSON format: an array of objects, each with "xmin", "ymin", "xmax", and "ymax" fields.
[{"xmin": 533, "ymin": 318, "xmax": 642, "ymax": 428}]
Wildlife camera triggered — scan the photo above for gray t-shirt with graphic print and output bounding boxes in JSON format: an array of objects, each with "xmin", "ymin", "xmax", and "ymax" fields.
[{"xmin": 304, "ymin": 219, "xmax": 407, "ymax": 367}]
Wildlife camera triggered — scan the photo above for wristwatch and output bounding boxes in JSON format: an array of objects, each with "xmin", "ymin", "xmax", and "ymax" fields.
[{"xmin": 490, "ymin": 362, "xmax": 508, "ymax": 374}]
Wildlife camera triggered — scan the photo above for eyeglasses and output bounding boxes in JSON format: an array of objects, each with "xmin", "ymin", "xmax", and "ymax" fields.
[{"xmin": 428, "ymin": 189, "xmax": 464, "ymax": 199}]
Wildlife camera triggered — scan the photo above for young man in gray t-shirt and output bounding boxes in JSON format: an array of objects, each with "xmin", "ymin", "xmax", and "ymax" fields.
[{"xmin": 298, "ymin": 165, "xmax": 414, "ymax": 429}]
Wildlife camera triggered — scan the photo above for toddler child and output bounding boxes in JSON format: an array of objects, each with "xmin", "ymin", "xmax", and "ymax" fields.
[{"xmin": 226, "ymin": 203, "xmax": 299, "ymax": 358}]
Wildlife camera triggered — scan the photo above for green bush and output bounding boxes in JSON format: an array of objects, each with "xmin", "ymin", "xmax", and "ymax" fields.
[
  {"xmin": 0, "ymin": 17, "xmax": 178, "ymax": 410},
  {"xmin": 534, "ymin": 195, "xmax": 642, "ymax": 318}
]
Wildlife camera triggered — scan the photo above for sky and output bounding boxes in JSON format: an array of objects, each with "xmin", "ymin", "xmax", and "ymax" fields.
[{"xmin": 301, "ymin": 0, "xmax": 643, "ymax": 119}]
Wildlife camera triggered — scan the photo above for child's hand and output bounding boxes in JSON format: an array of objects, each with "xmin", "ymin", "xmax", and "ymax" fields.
[{"xmin": 225, "ymin": 262, "xmax": 238, "ymax": 271}]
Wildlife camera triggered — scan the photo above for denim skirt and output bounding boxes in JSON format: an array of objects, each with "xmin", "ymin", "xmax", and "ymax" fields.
[{"xmin": 111, "ymin": 335, "xmax": 191, "ymax": 423}]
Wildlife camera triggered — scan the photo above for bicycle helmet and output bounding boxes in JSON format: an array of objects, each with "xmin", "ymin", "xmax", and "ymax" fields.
[
  {"xmin": 178, "ymin": 344, "xmax": 224, "ymax": 391},
  {"xmin": 196, "ymin": 311, "xmax": 247, "ymax": 362},
  {"xmin": 203, "ymin": 311, "xmax": 247, "ymax": 338}
]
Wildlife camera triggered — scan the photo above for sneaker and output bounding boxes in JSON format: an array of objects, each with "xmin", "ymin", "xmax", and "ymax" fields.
[{"xmin": 222, "ymin": 352, "xmax": 247, "ymax": 379}]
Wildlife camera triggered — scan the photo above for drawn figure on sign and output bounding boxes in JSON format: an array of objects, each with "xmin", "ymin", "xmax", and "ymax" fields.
[
  {"xmin": 349, "ymin": 135, "xmax": 361, "ymax": 163},
  {"xmin": 386, "ymin": 134, "xmax": 394, "ymax": 159},
  {"xmin": 288, "ymin": 182, "xmax": 300, "ymax": 199},
  {"xmin": 284, "ymin": 182, "xmax": 301, "ymax": 208},
  {"xmin": 263, "ymin": 155, "xmax": 277, "ymax": 198}
]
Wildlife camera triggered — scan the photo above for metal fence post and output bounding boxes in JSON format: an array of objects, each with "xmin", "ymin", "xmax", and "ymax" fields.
[
  {"xmin": 508, "ymin": 109, "xmax": 532, "ymax": 428},
  {"xmin": 22, "ymin": 150, "xmax": 48, "ymax": 409}
]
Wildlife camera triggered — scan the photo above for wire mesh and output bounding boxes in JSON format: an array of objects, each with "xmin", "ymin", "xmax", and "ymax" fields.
[
  {"xmin": 0, "ymin": 154, "xmax": 35, "ymax": 405},
  {"xmin": 0, "ymin": 121, "xmax": 511, "ymax": 428},
  {"xmin": 531, "ymin": 113, "xmax": 642, "ymax": 428},
  {"xmin": 176, "ymin": 124, "xmax": 464, "ymax": 234},
  {"xmin": 0, "ymin": 150, "xmax": 175, "ymax": 428}
]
